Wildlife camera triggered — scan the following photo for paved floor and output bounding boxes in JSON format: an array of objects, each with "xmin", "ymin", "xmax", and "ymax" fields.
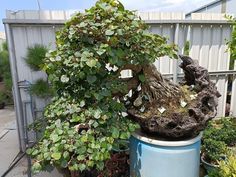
[{"xmin": 0, "ymin": 107, "xmax": 62, "ymax": 177}]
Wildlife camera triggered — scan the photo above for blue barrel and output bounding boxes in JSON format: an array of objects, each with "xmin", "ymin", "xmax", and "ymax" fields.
[{"xmin": 130, "ymin": 131, "xmax": 202, "ymax": 177}]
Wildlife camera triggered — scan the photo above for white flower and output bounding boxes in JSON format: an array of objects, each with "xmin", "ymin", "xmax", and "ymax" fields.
[
  {"xmin": 60, "ymin": 75, "xmax": 69, "ymax": 83},
  {"xmin": 105, "ymin": 63, "xmax": 113, "ymax": 71},
  {"xmin": 112, "ymin": 65, "xmax": 118, "ymax": 72}
]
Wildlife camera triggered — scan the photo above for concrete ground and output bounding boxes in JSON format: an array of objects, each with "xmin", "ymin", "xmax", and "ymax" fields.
[{"xmin": 0, "ymin": 107, "xmax": 62, "ymax": 177}]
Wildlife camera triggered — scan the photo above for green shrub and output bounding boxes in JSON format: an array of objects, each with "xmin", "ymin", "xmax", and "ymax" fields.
[
  {"xmin": 202, "ymin": 139, "xmax": 227, "ymax": 163},
  {"xmin": 0, "ymin": 42, "xmax": 13, "ymax": 104},
  {"xmin": 27, "ymin": 0, "xmax": 176, "ymax": 174},
  {"xmin": 208, "ymin": 154, "xmax": 236, "ymax": 177},
  {"xmin": 202, "ymin": 118, "xmax": 236, "ymax": 164},
  {"xmin": 25, "ymin": 44, "xmax": 48, "ymax": 71}
]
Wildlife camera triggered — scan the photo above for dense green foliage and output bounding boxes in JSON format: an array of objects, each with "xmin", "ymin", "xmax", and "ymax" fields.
[
  {"xmin": 208, "ymin": 154, "xmax": 236, "ymax": 177},
  {"xmin": 0, "ymin": 42, "xmax": 12, "ymax": 105},
  {"xmin": 28, "ymin": 0, "xmax": 176, "ymax": 174},
  {"xmin": 25, "ymin": 44, "xmax": 48, "ymax": 71},
  {"xmin": 202, "ymin": 118, "xmax": 236, "ymax": 164}
]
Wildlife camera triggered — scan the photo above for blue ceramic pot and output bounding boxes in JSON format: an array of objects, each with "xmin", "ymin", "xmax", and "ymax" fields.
[{"xmin": 130, "ymin": 130, "xmax": 202, "ymax": 177}]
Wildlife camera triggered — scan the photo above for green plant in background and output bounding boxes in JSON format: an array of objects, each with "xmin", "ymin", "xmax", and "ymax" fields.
[
  {"xmin": 183, "ymin": 41, "xmax": 190, "ymax": 56},
  {"xmin": 29, "ymin": 79, "xmax": 54, "ymax": 98},
  {"xmin": 0, "ymin": 42, "xmax": 13, "ymax": 106},
  {"xmin": 208, "ymin": 154, "xmax": 236, "ymax": 177},
  {"xmin": 226, "ymin": 15, "xmax": 236, "ymax": 70},
  {"xmin": 202, "ymin": 118, "xmax": 236, "ymax": 164},
  {"xmin": 24, "ymin": 44, "xmax": 54, "ymax": 98},
  {"xmin": 25, "ymin": 44, "xmax": 48, "ymax": 71},
  {"xmin": 27, "ymin": 0, "xmax": 176, "ymax": 174}
]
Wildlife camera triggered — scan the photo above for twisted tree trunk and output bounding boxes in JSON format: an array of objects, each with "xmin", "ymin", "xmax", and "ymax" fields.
[{"xmin": 123, "ymin": 56, "xmax": 220, "ymax": 139}]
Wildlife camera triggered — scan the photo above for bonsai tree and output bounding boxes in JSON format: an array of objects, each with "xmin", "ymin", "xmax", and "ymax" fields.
[
  {"xmin": 28, "ymin": 0, "xmax": 220, "ymax": 175},
  {"xmin": 27, "ymin": 0, "xmax": 176, "ymax": 174}
]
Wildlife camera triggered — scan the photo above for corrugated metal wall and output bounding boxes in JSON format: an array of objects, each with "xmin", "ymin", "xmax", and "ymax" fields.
[{"xmin": 3, "ymin": 10, "xmax": 236, "ymax": 151}]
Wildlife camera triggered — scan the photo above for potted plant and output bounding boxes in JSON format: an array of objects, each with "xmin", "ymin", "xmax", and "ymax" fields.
[
  {"xmin": 201, "ymin": 118, "xmax": 236, "ymax": 171},
  {"xmin": 207, "ymin": 153, "xmax": 236, "ymax": 177},
  {"xmin": 27, "ymin": 1, "xmax": 220, "ymax": 177}
]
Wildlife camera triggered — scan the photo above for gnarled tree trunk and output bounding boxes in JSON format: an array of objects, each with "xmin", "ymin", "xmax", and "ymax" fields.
[{"xmin": 123, "ymin": 55, "xmax": 220, "ymax": 139}]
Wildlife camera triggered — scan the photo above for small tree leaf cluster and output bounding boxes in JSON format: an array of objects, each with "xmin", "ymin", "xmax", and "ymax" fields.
[
  {"xmin": 24, "ymin": 44, "xmax": 55, "ymax": 98},
  {"xmin": 25, "ymin": 44, "xmax": 48, "ymax": 71},
  {"xmin": 28, "ymin": 0, "xmax": 176, "ymax": 174}
]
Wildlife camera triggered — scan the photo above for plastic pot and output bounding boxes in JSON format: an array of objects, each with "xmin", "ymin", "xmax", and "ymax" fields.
[
  {"xmin": 200, "ymin": 154, "xmax": 222, "ymax": 172},
  {"xmin": 130, "ymin": 130, "xmax": 202, "ymax": 177}
]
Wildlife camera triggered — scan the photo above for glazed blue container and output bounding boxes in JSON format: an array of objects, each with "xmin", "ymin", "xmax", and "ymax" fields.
[{"xmin": 130, "ymin": 130, "xmax": 202, "ymax": 177}]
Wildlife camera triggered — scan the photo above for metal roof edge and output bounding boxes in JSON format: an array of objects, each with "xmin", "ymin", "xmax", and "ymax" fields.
[{"xmin": 186, "ymin": 0, "xmax": 223, "ymax": 17}]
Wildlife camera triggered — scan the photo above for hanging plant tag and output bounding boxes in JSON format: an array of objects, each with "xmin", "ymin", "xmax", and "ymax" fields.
[
  {"xmin": 158, "ymin": 107, "xmax": 166, "ymax": 114},
  {"xmin": 190, "ymin": 94, "xmax": 197, "ymax": 100},
  {"xmin": 180, "ymin": 100, "xmax": 187, "ymax": 107}
]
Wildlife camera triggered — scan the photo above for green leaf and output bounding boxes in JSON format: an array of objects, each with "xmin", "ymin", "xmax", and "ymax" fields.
[
  {"xmin": 51, "ymin": 152, "xmax": 61, "ymax": 160},
  {"xmin": 77, "ymin": 146, "xmax": 87, "ymax": 154},
  {"xmin": 60, "ymin": 160, "xmax": 68, "ymax": 168},
  {"xmin": 50, "ymin": 134, "xmax": 61, "ymax": 143},
  {"xmin": 63, "ymin": 151, "xmax": 70, "ymax": 159},
  {"xmin": 77, "ymin": 155, "xmax": 85, "ymax": 161},
  {"xmin": 80, "ymin": 100, "xmax": 85, "ymax": 107},
  {"xmin": 120, "ymin": 132, "xmax": 130, "ymax": 139},
  {"xmin": 117, "ymin": 29, "xmax": 123, "ymax": 35},
  {"xmin": 26, "ymin": 148, "xmax": 32, "ymax": 155},
  {"xmin": 86, "ymin": 59, "xmax": 97, "ymax": 67},
  {"xmin": 138, "ymin": 74, "xmax": 146, "ymax": 82},
  {"xmin": 78, "ymin": 164, "xmax": 86, "ymax": 172},
  {"xmin": 86, "ymin": 75, "xmax": 97, "ymax": 84},
  {"xmin": 94, "ymin": 109, "xmax": 101, "ymax": 119},
  {"xmin": 105, "ymin": 30, "xmax": 114, "ymax": 36},
  {"xmin": 111, "ymin": 127, "xmax": 120, "ymax": 138},
  {"xmin": 32, "ymin": 162, "xmax": 42, "ymax": 173},
  {"xmin": 97, "ymin": 49, "xmax": 106, "ymax": 56}
]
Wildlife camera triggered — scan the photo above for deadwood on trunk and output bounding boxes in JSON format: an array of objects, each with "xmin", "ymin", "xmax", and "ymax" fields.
[{"xmin": 122, "ymin": 55, "xmax": 220, "ymax": 139}]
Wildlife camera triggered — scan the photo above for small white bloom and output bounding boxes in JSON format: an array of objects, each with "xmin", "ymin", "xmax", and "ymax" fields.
[
  {"xmin": 105, "ymin": 63, "xmax": 113, "ymax": 71},
  {"xmin": 112, "ymin": 65, "xmax": 118, "ymax": 72},
  {"xmin": 158, "ymin": 107, "xmax": 166, "ymax": 114},
  {"xmin": 60, "ymin": 75, "xmax": 69, "ymax": 83}
]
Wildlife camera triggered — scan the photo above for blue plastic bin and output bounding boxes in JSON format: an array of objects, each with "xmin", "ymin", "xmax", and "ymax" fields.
[{"xmin": 130, "ymin": 131, "xmax": 202, "ymax": 177}]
